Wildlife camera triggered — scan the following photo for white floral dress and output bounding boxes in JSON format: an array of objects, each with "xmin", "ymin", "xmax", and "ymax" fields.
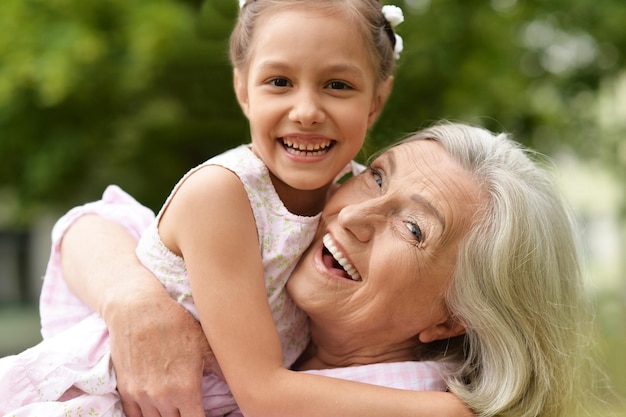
[
  {"xmin": 0, "ymin": 146, "xmax": 448, "ymax": 417},
  {"xmin": 0, "ymin": 145, "xmax": 352, "ymax": 416}
]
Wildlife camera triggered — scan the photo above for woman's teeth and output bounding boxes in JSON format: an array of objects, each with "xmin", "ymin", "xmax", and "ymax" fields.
[{"xmin": 322, "ymin": 234, "xmax": 362, "ymax": 281}]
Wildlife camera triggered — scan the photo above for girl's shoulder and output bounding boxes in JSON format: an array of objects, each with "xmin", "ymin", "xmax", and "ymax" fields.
[
  {"xmin": 166, "ymin": 145, "xmax": 266, "ymax": 207},
  {"xmin": 206, "ymin": 144, "xmax": 269, "ymax": 185}
]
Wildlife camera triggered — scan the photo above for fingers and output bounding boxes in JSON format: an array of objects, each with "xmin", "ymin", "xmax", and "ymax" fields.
[
  {"xmin": 117, "ymin": 365, "xmax": 205, "ymax": 417},
  {"xmin": 137, "ymin": 402, "xmax": 181, "ymax": 417},
  {"xmin": 120, "ymin": 392, "xmax": 188, "ymax": 417},
  {"xmin": 120, "ymin": 394, "xmax": 202, "ymax": 417},
  {"xmin": 107, "ymin": 293, "xmax": 208, "ymax": 417},
  {"xmin": 178, "ymin": 400, "xmax": 206, "ymax": 417},
  {"xmin": 119, "ymin": 397, "xmax": 144, "ymax": 417}
]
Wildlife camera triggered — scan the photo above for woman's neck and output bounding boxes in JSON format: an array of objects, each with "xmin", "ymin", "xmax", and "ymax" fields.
[{"xmin": 293, "ymin": 324, "xmax": 419, "ymax": 371}]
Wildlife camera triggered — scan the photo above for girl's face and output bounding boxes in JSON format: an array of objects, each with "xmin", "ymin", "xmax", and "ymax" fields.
[
  {"xmin": 235, "ymin": 8, "xmax": 391, "ymax": 195},
  {"xmin": 288, "ymin": 140, "xmax": 484, "ymax": 358}
]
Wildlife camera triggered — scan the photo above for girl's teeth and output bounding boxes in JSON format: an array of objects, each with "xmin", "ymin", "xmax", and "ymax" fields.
[
  {"xmin": 322, "ymin": 234, "xmax": 362, "ymax": 281},
  {"xmin": 282, "ymin": 139, "xmax": 332, "ymax": 153},
  {"xmin": 286, "ymin": 148, "xmax": 327, "ymax": 157}
]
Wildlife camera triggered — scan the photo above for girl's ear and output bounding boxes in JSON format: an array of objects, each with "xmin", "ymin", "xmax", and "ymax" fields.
[
  {"xmin": 233, "ymin": 68, "xmax": 249, "ymax": 117},
  {"xmin": 417, "ymin": 316, "xmax": 466, "ymax": 344},
  {"xmin": 367, "ymin": 76, "xmax": 394, "ymax": 127}
]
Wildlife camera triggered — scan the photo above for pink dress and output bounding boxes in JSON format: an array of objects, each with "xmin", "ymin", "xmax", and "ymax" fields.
[{"xmin": 0, "ymin": 146, "xmax": 448, "ymax": 417}]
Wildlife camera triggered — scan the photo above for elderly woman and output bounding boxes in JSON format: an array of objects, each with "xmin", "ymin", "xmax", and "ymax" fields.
[
  {"xmin": 16, "ymin": 123, "xmax": 597, "ymax": 416},
  {"xmin": 290, "ymin": 123, "xmax": 598, "ymax": 416}
]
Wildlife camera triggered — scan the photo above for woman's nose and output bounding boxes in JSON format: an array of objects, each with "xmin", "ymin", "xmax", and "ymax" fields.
[
  {"xmin": 288, "ymin": 89, "xmax": 325, "ymax": 126},
  {"xmin": 337, "ymin": 201, "xmax": 380, "ymax": 243}
]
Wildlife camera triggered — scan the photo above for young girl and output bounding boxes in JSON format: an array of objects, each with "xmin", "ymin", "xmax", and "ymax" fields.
[{"xmin": 1, "ymin": 1, "xmax": 470, "ymax": 416}]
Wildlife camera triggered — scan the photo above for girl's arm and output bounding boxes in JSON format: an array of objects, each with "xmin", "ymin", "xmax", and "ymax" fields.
[
  {"xmin": 60, "ymin": 214, "xmax": 210, "ymax": 417},
  {"xmin": 162, "ymin": 166, "xmax": 473, "ymax": 417}
]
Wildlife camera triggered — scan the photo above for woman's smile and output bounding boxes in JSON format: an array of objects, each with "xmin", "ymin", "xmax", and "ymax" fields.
[{"xmin": 321, "ymin": 233, "xmax": 362, "ymax": 281}]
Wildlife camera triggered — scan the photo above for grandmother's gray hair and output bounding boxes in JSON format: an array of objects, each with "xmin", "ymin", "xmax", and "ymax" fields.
[{"xmin": 399, "ymin": 123, "xmax": 598, "ymax": 416}]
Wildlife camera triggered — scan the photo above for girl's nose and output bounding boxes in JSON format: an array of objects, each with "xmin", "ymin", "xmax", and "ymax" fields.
[
  {"xmin": 337, "ymin": 200, "xmax": 381, "ymax": 243},
  {"xmin": 288, "ymin": 89, "xmax": 325, "ymax": 127}
]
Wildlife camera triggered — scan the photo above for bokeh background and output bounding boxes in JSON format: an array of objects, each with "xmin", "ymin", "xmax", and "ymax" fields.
[{"xmin": 0, "ymin": 0, "xmax": 624, "ymax": 414}]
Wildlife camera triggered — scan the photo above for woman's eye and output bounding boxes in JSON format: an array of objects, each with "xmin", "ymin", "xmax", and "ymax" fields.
[
  {"xmin": 406, "ymin": 222, "xmax": 423, "ymax": 243},
  {"xmin": 327, "ymin": 81, "xmax": 351, "ymax": 90},
  {"xmin": 370, "ymin": 168, "xmax": 383, "ymax": 187},
  {"xmin": 269, "ymin": 78, "xmax": 290, "ymax": 87}
]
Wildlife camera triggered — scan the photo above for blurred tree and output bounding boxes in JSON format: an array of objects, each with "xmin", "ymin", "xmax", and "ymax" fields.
[
  {"xmin": 1, "ymin": 0, "xmax": 625, "ymax": 223},
  {"xmin": 375, "ymin": 0, "xmax": 626, "ymax": 152},
  {"xmin": 0, "ymin": 0, "xmax": 245, "ymax": 223}
]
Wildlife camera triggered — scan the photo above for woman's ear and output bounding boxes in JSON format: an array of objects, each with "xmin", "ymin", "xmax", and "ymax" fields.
[
  {"xmin": 367, "ymin": 76, "xmax": 394, "ymax": 127},
  {"xmin": 418, "ymin": 317, "xmax": 466, "ymax": 344},
  {"xmin": 233, "ymin": 68, "xmax": 249, "ymax": 117}
]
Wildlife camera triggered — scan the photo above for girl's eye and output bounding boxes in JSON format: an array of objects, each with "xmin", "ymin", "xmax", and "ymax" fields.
[
  {"xmin": 406, "ymin": 222, "xmax": 423, "ymax": 243},
  {"xmin": 327, "ymin": 81, "xmax": 352, "ymax": 90},
  {"xmin": 269, "ymin": 78, "xmax": 290, "ymax": 87}
]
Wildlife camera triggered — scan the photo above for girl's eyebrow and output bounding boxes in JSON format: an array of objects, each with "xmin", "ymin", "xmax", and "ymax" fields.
[
  {"xmin": 256, "ymin": 60, "xmax": 365, "ymax": 79},
  {"xmin": 255, "ymin": 60, "xmax": 291, "ymax": 72},
  {"xmin": 324, "ymin": 63, "xmax": 366, "ymax": 79}
]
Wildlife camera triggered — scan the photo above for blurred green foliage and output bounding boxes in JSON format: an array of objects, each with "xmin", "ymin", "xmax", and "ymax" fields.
[
  {"xmin": 0, "ymin": 0, "xmax": 624, "ymax": 409},
  {"xmin": 1, "ymin": 0, "xmax": 626, "ymax": 221},
  {"xmin": 0, "ymin": 0, "xmax": 244, "ymax": 219}
]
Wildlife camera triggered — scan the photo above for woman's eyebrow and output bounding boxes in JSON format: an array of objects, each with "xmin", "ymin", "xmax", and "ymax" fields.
[
  {"xmin": 386, "ymin": 150, "xmax": 397, "ymax": 175},
  {"xmin": 387, "ymin": 149, "xmax": 445, "ymax": 230},
  {"xmin": 411, "ymin": 194, "xmax": 445, "ymax": 231}
]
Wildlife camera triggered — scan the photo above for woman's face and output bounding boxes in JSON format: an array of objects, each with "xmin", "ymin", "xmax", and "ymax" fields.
[{"xmin": 287, "ymin": 139, "xmax": 484, "ymax": 359}]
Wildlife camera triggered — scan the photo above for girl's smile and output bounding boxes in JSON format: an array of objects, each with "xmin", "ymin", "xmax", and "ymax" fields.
[{"xmin": 280, "ymin": 134, "xmax": 335, "ymax": 160}]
